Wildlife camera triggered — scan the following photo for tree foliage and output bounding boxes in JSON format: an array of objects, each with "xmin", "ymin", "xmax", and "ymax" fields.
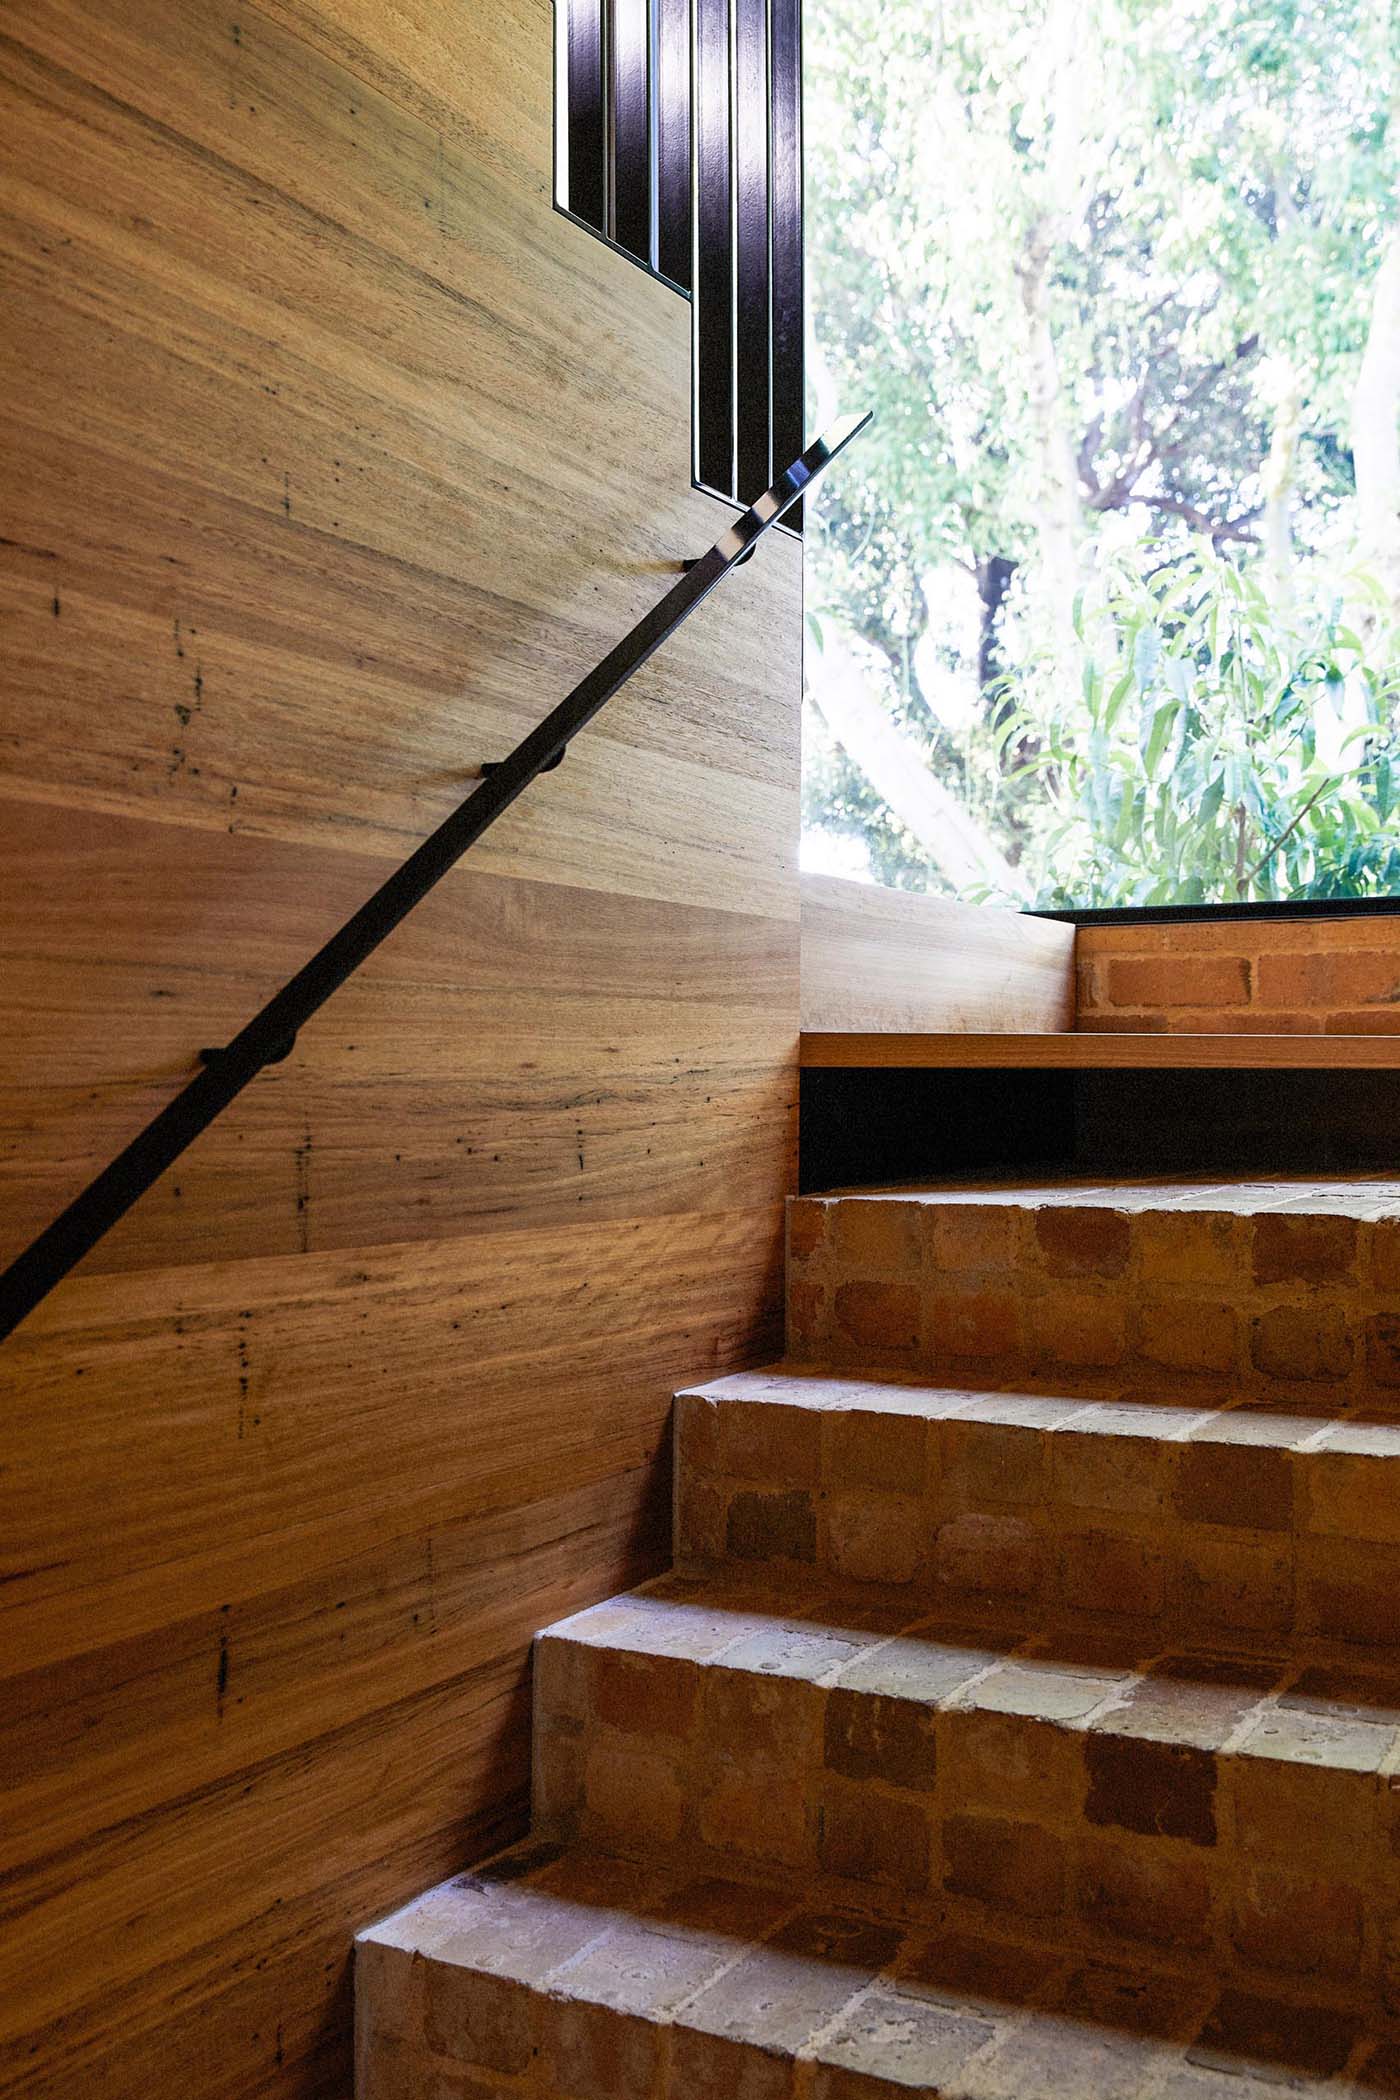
[{"xmin": 804, "ymin": 0, "xmax": 1400, "ymax": 905}]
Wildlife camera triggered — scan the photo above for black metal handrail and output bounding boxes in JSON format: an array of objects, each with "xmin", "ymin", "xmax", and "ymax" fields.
[{"xmin": 0, "ymin": 414, "xmax": 870, "ymax": 1342}]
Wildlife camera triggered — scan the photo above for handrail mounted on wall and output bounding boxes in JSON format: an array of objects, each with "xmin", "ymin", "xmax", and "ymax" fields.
[{"xmin": 0, "ymin": 414, "xmax": 870, "ymax": 1342}]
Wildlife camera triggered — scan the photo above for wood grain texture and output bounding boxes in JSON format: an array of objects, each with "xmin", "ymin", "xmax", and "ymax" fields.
[
  {"xmin": 0, "ymin": 0, "xmax": 800, "ymax": 2091},
  {"xmin": 799, "ymin": 1030, "xmax": 1400, "ymax": 1069},
  {"xmin": 799, "ymin": 875, "xmax": 1076, "ymax": 1034}
]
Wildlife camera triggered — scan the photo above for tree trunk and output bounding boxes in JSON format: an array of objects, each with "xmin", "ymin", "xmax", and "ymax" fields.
[
  {"xmin": 1017, "ymin": 216, "xmax": 1083, "ymax": 674},
  {"xmin": 1261, "ymin": 365, "xmax": 1302, "ymax": 607},
  {"xmin": 1014, "ymin": 0, "xmax": 1090, "ymax": 683},
  {"xmin": 1353, "ymin": 220, "xmax": 1400, "ymax": 623},
  {"xmin": 806, "ymin": 632, "xmax": 1030, "ymax": 899},
  {"xmin": 976, "ymin": 554, "xmax": 1017, "ymax": 690}
]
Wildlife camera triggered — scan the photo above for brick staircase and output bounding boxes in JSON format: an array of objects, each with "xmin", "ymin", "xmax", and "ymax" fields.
[{"xmin": 357, "ymin": 1179, "xmax": 1400, "ymax": 2097}]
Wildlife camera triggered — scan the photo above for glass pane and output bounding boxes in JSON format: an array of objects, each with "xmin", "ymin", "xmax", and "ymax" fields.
[{"xmin": 803, "ymin": 0, "xmax": 1400, "ymax": 909}]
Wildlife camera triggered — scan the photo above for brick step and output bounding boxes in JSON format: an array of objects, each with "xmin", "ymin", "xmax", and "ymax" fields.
[
  {"xmin": 787, "ymin": 1180, "xmax": 1400, "ymax": 1403},
  {"xmin": 530, "ymin": 1575, "xmax": 1400, "ymax": 2004},
  {"xmin": 675, "ymin": 1366, "xmax": 1400, "ymax": 1652},
  {"xmin": 357, "ymin": 1837, "xmax": 1400, "ymax": 2097}
]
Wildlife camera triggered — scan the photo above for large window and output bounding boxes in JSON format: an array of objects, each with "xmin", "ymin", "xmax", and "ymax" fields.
[{"xmin": 803, "ymin": 0, "xmax": 1400, "ymax": 909}]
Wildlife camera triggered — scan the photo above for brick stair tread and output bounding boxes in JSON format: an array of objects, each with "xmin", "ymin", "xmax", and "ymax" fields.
[
  {"xmin": 786, "ymin": 1178, "xmax": 1400, "ymax": 1406},
  {"xmin": 540, "ymin": 1569, "xmax": 1400, "ymax": 1780},
  {"xmin": 804, "ymin": 1177, "xmax": 1400, "ymax": 1218},
  {"xmin": 681, "ymin": 1362, "xmax": 1400, "ymax": 1434},
  {"xmin": 358, "ymin": 1837, "xmax": 1400, "ymax": 2097},
  {"xmin": 675, "ymin": 1365, "xmax": 1400, "ymax": 1653}
]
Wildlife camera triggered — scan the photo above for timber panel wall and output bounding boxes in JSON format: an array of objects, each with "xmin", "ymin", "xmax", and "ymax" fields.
[
  {"xmin": 800, "ymin": 875, "xmax": 1076, "ymax": 1035},
  {"xmin": 0, "ymin": 3, "xmax": 801, "ymax": 2095}
]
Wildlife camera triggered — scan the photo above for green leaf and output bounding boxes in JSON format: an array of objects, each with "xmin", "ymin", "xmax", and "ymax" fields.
[
  {"xmin": 1133, "ymin": 625, "xmax": 1162, "ymax": 691},
  {"xmin": 1142, "ymin": 699, "xmax": 1181, "ymax": 777},
  {"xmin": 1198, "ymin": 773, "xmax": 1226, "ymax": 828},
  {"xmin": 1375, "ymin": 756, "xmax": 1393, "ymax": 823}
]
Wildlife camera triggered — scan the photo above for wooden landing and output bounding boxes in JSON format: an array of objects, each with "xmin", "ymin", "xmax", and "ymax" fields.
[{"xmin": 800, "ymin": 1030, "xmax": 1400, "ymax": 1069}]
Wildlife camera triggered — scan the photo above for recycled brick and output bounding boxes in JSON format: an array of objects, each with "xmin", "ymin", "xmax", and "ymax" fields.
[
  {"xmin": 1134, "ymin": 1210, "xmax": 1242, "ymax": 1287},
  {"xmin": 1229, "ymin": 1749, "xmax": 1381, "ymax": 1869},
  {"xmin": 934, "ymin": 1513, "xmax": 1044, "ymax": 1604},
  {"xmin": 929, "ymin": 1203, "xmax": 1018, "ymax": 1274},
  {"xmin": 824, "ymin": 1687, "xmax": 937, "ymax": 1793},
  {"xmin": 1033, "ymin": 1206, "xmax": 1131, "ymax": 1279},
  {"xmin": 422, "ymin": 1968, "xmax": 536, "ymax": 2074},
  {"xmin": 895, "ymin": 1928, "xmax": 1066, "ymax": 2016},
  {"xmin": 1298, "ymin": 1536, "xmax": 1400, "ymax": 1645},
  {"xmin": 1107, "ymin": 955, "xmax": 1250, "ymax": 1009},
  {"xmin": 546, "ymin": 1997, "xmax": 662, "ymax": 2100},
  {"xmin": 811, "ymin": 1990, "xmax": 996, "ymax": 2096},
  {"xmin": 942, "ymin": 1813, "xmax": 1066, "ymax": 1918},
  {"xmin": 1137, "ymin": 1298, "xmax": 1239, "ymax": 1376},
  {"xmin": 675, "ymin": 1473, "xmax": 727, "ymax": 1562},
  {"xmin": 702, "ymin": 1662, "xmax": 820, "ymax": 1765},
  {"xmin": 1366, "ymin": 1315, "xmax": 1400, "ymax": 1387},
  {"xmin": 788, "ymin": 1199, "xmax": 830, "ymax": 1263},
  {"xmin": 834, "ymin": 1281, "xmax": 920, "ymax": 1355},
  {"xmin": 1251, "ymin": 1305, "xmax": 1353, "ymax": 1384},
  {"xmin": 584, "ymin": 1741, "xmax": 684, "ymax": 1846},
  {"xmin": 1050, "ymin": 1416, "xmax": 1171, "ymax": 1516},
  {"xmin": 593, "ymin": 1649, "xmax": 698, "ymax": 1739},
  {"xmin": 686, "ymin": 1909, "xmax": 901, "ymax": 2054},
  {"xmin": 534, "ymin": 1633, "xmax": 595, "ymax": 1723},
  {"xmin": 1084, "ymin": 1734, "xmax": 1217, "ymax": 1847},
  {"xmin": 727, "ymin": 1488, "xmax": 817, "ymax": 1564},
  {"xmin": 533, "ymin": 1722, "xmax": 586, "ymax": 1829},
  {"xmin": 825, "ymin": 1492, "xmax": 924, "ymax": 1586},
  {"xmin": 698, "ymin": 1762, "xmax": 810, "ymax": 1869},
  {"xmin": 1174, "ymin": 1531, "xmax": 1294, "ymax": 1640},
  {"xmin": 1327, "ymin": 1007, "xmax": 1400, "ymax": 1032},
  {"xmin": 1370, "ymin": 1219, "xmax": 1400, "ymax": 1291},
  {"xmin": 1231, "ymin": 1869, "xmax": 1364, "ymax": 1982},
  {"xmin": 819, "ymin": 1781, "xmax": 931, "ymax": 1894},
  {"xmin": 840, "ymin": 1634, "xmax": 1007, "ymax": 1709},
  {"xmin": 1314, "ymin": 950, "xmax": 1400, "ymax": 1006},
  {"xmin": 787, "ymin": 1279, "xmax": 828, "ymax": 1358},
  {"xmin": 719, "ymin": 1401, "xmax": 822, "ymax": 1486},
  {"xmin": 824, "ymin": 1406, "xmax": 930, "ymax": 1493},
  {"xmin": 1109, "ymin": 1655, "xmax": 1277, "ymax": 1753},
  {"xmin": 1239, "ymin": 1703, "xmax": 1394, "ymax": 1776},
  {"xmin": 928, "ymin": 1288, "xmax": 1023, "ymax": 1361},
  {"xmin": 1187, "ymin": 1990, "xmax": 1358, "ymax": 2084},
  {"xmin": 1029, "ymin": 1289, "xmax": 1128, "ymax": 1369},
  {"xmin": 1059, "ymin": 1527, "xmax": 1167, "ymax": 1620},
  {"xmin": 1254, "ymin": 953, "xmax": 1328, "ymax": 1009},
  {"xmin": 1384, "ymin": 1920, "xmax": 1400, "ymax": 2020},
  {"xmin": 669, "ymin": 2023, "xmax": 796, "ymax": 2100},
  {"xmin": 1357, "ymin": 2040, "xmax": 1400, "ymax": 2089},
  {"xmin": 1303, "ymin": 1444, "xmax": 1400, "ymax": 1543},
  {"xmin": 941, "ymin": 1416, "xmax": 1046, "ymax": 1508},
  {"xmin": 1174, "ymin": 1441, "xmax": 1293, "ymax": 1532},
  {"xmin": 941, "ymin": 1705, "xmax": 1085, "ymax": 1823},
  {"xmin": 1252, "ymin": 1213, "xmax": 1360, "ymax": 1286},
  {"xmin": 960, "ymin": 1994, "xmax": 1172, "ymax": 2095},
  {"xmin": 1075, "ymin": 1834, "xmax": 1213, "ymax": 1951},
  {"xmin": 834, "ymin": 1200, "xmax": 922, "ymax": 1275},
  {"xmin": 969, "ymin": 1657, "xmax": 1121, "ymax": 1726}
]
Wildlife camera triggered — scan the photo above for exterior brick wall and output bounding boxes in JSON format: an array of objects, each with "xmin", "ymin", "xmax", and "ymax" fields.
[{"xmin": 1075, "ymin": 916, "xmax": 1400, "ymax": 1033}]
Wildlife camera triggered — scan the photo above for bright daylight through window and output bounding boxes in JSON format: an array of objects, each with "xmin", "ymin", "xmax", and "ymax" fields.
[{"xmin": 802, "ymin": 0, "xmax": 1400, "ymax": 909}]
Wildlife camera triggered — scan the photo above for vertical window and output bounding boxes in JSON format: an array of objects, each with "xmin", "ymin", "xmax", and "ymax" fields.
[{"xmin": 557, "ymin": 0, "xmax": 804, "ymax": 520}]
